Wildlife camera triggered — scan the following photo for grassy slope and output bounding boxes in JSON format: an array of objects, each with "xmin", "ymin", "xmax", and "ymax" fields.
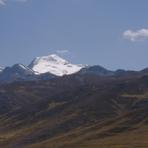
[{"xmin": 0, "ymin": 75, "xmax": 148, "ymax": 147}]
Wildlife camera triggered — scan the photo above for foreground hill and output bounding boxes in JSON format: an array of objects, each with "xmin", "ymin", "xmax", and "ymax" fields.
[{"xmin": 0, "ymin": 73, "xmax": 148, "ymax": 147}]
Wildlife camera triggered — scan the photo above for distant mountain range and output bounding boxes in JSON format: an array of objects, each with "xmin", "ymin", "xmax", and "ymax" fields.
[{"xmin": 0, "ymin": 54, "xmax": 147, "ymax": 83}]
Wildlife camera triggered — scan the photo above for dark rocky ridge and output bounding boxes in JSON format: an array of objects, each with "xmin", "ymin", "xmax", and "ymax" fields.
[{"xmin": 0, "ymin": 62, "xmax": 148, "ymax": 83}]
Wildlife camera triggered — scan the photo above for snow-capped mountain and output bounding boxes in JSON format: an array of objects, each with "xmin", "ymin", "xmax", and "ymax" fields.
[
  {"xmin": 29, "ymin": 54, "xmax": 84, "ymax": 76},
  {"xmin": 0, "ymin": 54, "xmax": 84, "ymax": 83}
]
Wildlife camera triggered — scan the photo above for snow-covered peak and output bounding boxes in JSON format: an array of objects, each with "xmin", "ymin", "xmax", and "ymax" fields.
[
  {"xmin": 34, "ymin": 54, "xmax": 69, "ymax": 65},
  {"xmin": 29, "ymin": 54, "xmax": 84, "ymax": 76}
]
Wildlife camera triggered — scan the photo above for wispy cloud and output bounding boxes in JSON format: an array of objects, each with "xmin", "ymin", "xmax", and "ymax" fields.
[
  {"xmin": 56, "ymin": 49, "xmax": 69, "ymax": 54},
  {"xmin": 0, "ymin": 0, "xmax": 6, "ymax": 5},
  {"xmin": 0, "ymin": 0, "xmax": 28, "ymax": 6},
  {"xmin": 123, "ymin": 28, "xmax": 148, "ymax": 42},
  {"xmin": 14, "ymin": 0, "xmax": 28, "ymax": 2}
]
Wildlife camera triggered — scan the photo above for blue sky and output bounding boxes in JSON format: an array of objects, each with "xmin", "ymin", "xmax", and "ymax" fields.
[{"xmin": 0, "ymin": 0, "xmax": 148, "ymax": 70}]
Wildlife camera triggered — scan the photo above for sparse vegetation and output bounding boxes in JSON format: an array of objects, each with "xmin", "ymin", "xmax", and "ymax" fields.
[{"xmin": 0, "ymin": 74, "xmax": 148, "ymax": 147}]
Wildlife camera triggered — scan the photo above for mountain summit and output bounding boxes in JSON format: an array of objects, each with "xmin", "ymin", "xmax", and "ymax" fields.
[{"xmin": 29, "ymin": 54, "xmax": 84, "ymax": 76}]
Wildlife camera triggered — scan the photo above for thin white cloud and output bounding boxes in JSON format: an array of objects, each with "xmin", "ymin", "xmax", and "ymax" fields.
[
  {"xmin": 0, "ymin": 0, "xmax": 6, "ymax": 5},
  {"xmin": 56, "ymin": 49, "xmax": 69, "ymax": 54},
  {"xmin": 0, "ymin": 0, "xmax": 28, "ymax": 6},
  {"xmin": 13, "ymin": 0, "xmax": 28, "ymax": 2},
  {"xmin": 123, "ymin": 29, "xmax": 148, "ymax": 42}
]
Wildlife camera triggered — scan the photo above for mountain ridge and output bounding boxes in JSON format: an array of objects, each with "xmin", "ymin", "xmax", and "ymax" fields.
[{"xmin": 0, "ymin": 54, "xmax": 148, "ymax": 83}]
